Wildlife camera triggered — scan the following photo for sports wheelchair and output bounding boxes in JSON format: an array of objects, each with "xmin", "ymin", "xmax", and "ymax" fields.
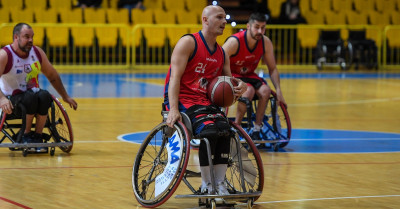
[
  {"xmin": 231, "ymin": 90, "xmax": 291, "ymax": 152},
  {"xmin": 0, "ymin": 95, "xmax": 73, "ymax": 157},
  {"xmin": 132, "ymin": 110, "xmax": 264, "ymax": 209}
]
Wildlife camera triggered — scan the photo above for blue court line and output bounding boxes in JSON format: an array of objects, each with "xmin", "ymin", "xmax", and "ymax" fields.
[{"xmin": 118, "ymin": 129, "xmax": 400, "ymax": 153}]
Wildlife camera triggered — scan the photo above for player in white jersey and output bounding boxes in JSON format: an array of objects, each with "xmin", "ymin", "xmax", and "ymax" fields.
[{"xmin": 0, "ymin": 23, "xmax": 78, "ymax": 152}]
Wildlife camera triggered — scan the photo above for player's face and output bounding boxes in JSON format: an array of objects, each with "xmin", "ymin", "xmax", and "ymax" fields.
[
  {"xmin": 248, "ymin": 20, "xmax": 266, "ymax": 41},
  {"xmin": 209, "ymin": 8, "xmax": 227, "ymax": 35},
  {"xmin": 16, "ymin": 26, "xmax": 34, "ymax": 53}
]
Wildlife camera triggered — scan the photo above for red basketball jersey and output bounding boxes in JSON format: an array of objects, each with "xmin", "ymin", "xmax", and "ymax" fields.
[
  {"xmin": 229, "ymin": 30, "xmax": 265, "ymax": 79},
  {"xmin": 164, "ymin": 31, "xmax": 225, "ymax": 110}
]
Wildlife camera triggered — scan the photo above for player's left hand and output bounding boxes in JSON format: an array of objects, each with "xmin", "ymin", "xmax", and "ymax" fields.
[
  {"xmin": 233, "ymin": 78, "xmax": 247, "ymax": 96},
  {"xmin": 63, "ymin": 97, "xmax": 78, "ymax": 110},
  {"xmin": 275, "ymin": 89, "xmax": 287, "ymax": 109}
]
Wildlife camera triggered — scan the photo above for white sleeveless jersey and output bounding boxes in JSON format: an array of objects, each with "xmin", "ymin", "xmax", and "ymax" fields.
[{"xmin": 0, "ymin": 45, "xmax": 42, "ymax": 96}]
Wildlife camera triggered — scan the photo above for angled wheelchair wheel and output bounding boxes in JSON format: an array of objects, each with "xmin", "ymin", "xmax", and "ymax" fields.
[
  {"xmin": 262, "ymin": 91, "xmax": 291, "ymax": 148},
  {"xmin": 46, "ymin": 95, "xmax": 74, "ymax": 153},
  {"xmin": 226, "ymin": 121, "xmax": 264, "ymax": 201},
  {"xmin": 132, "ymin": 121, "xmax": 190, "ymax": 208}
]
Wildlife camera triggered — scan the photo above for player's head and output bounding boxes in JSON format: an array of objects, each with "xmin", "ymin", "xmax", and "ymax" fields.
[
  {"xmin": 247, "ymin": 13, "xmax": 267, "ymax": 41},
  {"xmin": 202, "ymin": 5, "xmax": 227, "ymax": 36},
  {"xmin": 13, "ymin": 23, "xmax": 34, "ymax": 53}
]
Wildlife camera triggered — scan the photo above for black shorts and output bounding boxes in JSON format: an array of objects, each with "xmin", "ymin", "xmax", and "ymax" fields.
[{"xmin": 238, "ymin": 77, "xmax": 267, "ymax": 90}]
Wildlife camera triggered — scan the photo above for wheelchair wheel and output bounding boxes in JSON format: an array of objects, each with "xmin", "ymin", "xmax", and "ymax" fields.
[
  {"xmin": 226, "ymin": 121, "xmax": 264, "ymax": 201},
  {"xmin": 132, "ymin": 121, "xmax": 190, "ymax": 208},
  {"xmin": 47, "ymin": 96, "xmax": 73, "ymax": 153},
  {"xmin": 262, "ymin": 91, "xmax": 291, "ymax": 148}
]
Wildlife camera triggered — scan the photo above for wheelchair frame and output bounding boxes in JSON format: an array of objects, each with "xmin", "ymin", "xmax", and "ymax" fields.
[
  {"xmin": 232, "ymin": 90, "xmax": 292, "ymax": 151},
  {"xmin": 0, "ymin": 95, "xmax": 73, "ymax": 157},
  {"xmin": 132, "ymin": 111, "xmax": 264, "ymax": 209}
]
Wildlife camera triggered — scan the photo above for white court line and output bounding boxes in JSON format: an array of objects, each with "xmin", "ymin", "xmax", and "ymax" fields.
[
  {"xmin": 252, "ymin": 194, "xmax": 400, "ymax": 205},
  {"xmin": 290, "ymin": 97, "xmax": 400, "ymax": 107}
]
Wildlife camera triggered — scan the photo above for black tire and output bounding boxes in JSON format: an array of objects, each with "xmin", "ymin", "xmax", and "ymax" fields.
[
  {"xmin": 47, "ymin": 95, "xmax": 73, "ymax": 153},
  {"xmin": 226, "ymin": 122, "xmax": 264, "ymax": 201},
  {"xmin": 132, "ymin": 121, "xmax": 190, "ymax": 208}
]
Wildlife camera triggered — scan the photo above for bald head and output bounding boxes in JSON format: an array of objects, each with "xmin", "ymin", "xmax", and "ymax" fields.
[{"xmin": 202, "ymin": 5, "xmax": 225, "ymax": 22}]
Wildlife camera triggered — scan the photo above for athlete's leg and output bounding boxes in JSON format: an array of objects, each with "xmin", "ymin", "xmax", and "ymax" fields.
[
  {"xmin": 235, "ymin": 85, "xmax": 255, "ymax": 125},
  {"xmin": 254, "ymin": 84, "xmax": 271, "ymax": 128}
]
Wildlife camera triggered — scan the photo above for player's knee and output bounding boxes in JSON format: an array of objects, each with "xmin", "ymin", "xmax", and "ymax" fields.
[{"xmin": 37, "ymin": 90, "xmax": 52, "ymax": 115}]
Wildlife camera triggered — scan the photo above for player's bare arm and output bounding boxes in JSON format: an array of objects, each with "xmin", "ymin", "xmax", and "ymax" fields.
[
  {"xmin": 36, "ymin": 47, "xmax": 78, "ymax": 110},
  {"xmin": 166, "ymin": 35, "xmax": 195, "ymax": 127},
  {"xmin": 221, "ymin": 48, "xmax": 246, "ymax": 97},
  {"xmin": 0, "ymin": 49, "xmax": 13, "ymax": 114},
  {"xmin": 262, "ymin": 36, "xmax": 287, "ymax": 107}
]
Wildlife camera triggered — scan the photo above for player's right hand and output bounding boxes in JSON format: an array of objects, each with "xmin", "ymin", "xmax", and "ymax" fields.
[{"xmin": 0, "ymin": 97, "xmax": 13, "ymax": 114}]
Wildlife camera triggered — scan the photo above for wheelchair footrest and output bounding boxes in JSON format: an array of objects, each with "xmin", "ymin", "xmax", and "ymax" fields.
[
  {"xmin": 0, "ymin": 142, "xmax": 72, "ymax": 148},
  {"xmin": 175, "ymin": 191, "xmax": 262, "ymax": 199},
  {"xmin": 242, "ymin": 139, "xmax": 289, "ymax": 144}
]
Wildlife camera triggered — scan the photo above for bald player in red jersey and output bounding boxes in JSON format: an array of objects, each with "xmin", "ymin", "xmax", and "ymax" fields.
[
  {"xmin": 223, "ymin": 13, "xmax": 286, "ymax": 142},
  {"xmin": 164, "ymin": 6, "xmax": 247, "ymax": 196}
]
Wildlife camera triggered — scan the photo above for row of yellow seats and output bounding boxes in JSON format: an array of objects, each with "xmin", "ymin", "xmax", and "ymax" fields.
[
  {"xmin": 269, "ymin": 0, "xmax": 400, "ymax": 19},
  {"xmin": 0, "ymin": 0, "xmax": 206, "ymax": 12},
  {"xmin": 0, "ymin": 8, "xmax": 201, "ymax": 25},
  {"xmin": 0, "ymin": 25, "xmax": 232, "ymax": 48},
  {"xmin": 304, "ymin": 10, "xmax": 400, "ymax": 27}
]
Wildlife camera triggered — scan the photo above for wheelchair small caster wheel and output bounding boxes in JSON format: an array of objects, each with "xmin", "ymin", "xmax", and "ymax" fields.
[
  {"xmin": 247, "ymin": 198, "xmax": 254, "ymax": 209},
  {"xmin": 22, "ymin": 149, "xmax": 28, "ymax": 157},
  {"xmin": 50, "ymin": 147, "xmax": 55, "ymax": 156},
  {"xmin": 273, "ymin": 144, "xmax": 279, "ymax": 152},
  {"xmin": 210, "ymin": 200, "xmax": 216, "ymax": 209}
]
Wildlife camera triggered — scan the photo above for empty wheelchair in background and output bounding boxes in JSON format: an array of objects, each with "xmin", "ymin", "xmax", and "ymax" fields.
[
  {"xmin": 132, "ymin": 110, "xmax": 264, "ymax": 209},
  {"xmin": 232, "ymin": 90, "xmax": 291, "ymax": 152},
  {"xmin": 347, "ymin": 30, "xmax": 378, "ymax": 70},
  {"xmin": 316, "ymin": 30, "xmax": 347, "ymax": 70},
  {"xmin": 0, "ymin": 95, "xmax": 73, "ymax": 157}
]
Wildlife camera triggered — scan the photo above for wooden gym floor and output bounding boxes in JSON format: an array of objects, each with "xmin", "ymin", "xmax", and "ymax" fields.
[{"xmin": 0, "ymin": 69, "xmax": 400, "ymax": 209}]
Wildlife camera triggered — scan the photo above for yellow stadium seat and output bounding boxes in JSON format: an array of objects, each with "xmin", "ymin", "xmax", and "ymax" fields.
[
  {"xmin": 0, "ymin": 25, "xmax": 14, "ymax": 47},
  {"xmin": 304, "ymin": 12, "xmax": 325, "ymax": 25},
  {"xmin": 186, "ymin": 0, "xmax": 207, "ymax": 12},
  {"xmin": 332, "ymin": 0, "xmax": 353, "ymax": 13},
  {"xmin": 299, "ymin": 0, "xmax": 311, "ymax": 16},
  {"xmin": 107, "ymin": 0, "xmax": 118, "ymax": 8},
  {"xmin": 59, "ymin": 8, "xmax": 83, "ymax": 23},
  {"xmin": 375, "ymin": 0, "xmax": 396, "ymax": 13},
  {"xmin": 48, "ymin": 0, "xmax": 72, "ymax": 9},
  {"xmin": 310, "ymin": 0, "xmax": 332, "ymax": 12},
  {"xmin": 0, "ymin": 8, "xmax": 10, "ymax": 23},
  {"xmin": 154, "ymin": 9, "xmax": 175, "ymax": 24},
  {"xmin": 325, "ymin": 11, "xmax": 346, "ymax": 25},
  {"xmin": 164, "ymin": 0, "xmax": 185, "ymax": 11},
  {"xmin": 268, "ymin": 0, "xmax": 286, "ymax": 19},
  {"xmin": 297, "ymin": 26, "xmax": 320, "ymax": 48},
  {"xmin": 34, "ymin": 8, "xmax": 58, "ymax": 23},
  {"xmin": 166, "ymin": 27, "xmax": 188, "ymax": 47},
  {"xmin": 95, "ymin": 27, "xmax": 118, "ymax": 47},
  {"xmin": 71, "ymin": 27, "xmax": 95, "ymax": 47},
  {"xmin": 368, "ymin": 11, "xmax": 390, "ymax": 28},
  {"xmin": 1, "ymin": 0, "xmax": 23, "ymax": 9},
  {"xmin": 46, "ymin": 26, "xmax": 70, "ymax": 47},
  {"xmin": 107, "ymin": 8, "xmax": 130, "ymax": 24},
  {"xmin": 386, "ymin": 28, "xmax": 400, "ymax": 48},
  {"xmin": 346, "ymin": 11, "xmax": 368, "ymax": 25},
  {"xmin": 144, "ymin": 28, "xmax": 166, "ymax": 47},
  {"xmin": 10, "ymin": 8, "xmax": 34, "ymax": 23},
  {"xmin": 176, "ymin": 10, "xmax": 199, "ymax": 24},
  {"xmin": 32, "ymin": 26, "xmax": 45, "ymax": 47},
  {"xmin": 25, "ymin": 0, "xmax": 47, "ymax": 10},
  {"xmin": 353, "ymin": 0, "xmax": 375, "ymax": 13},
  {"xmin": 131, "ymin": 9, "xmax": 153, "ymax": 24},
  {"xmin": 366, "ymin": 28, "xmax": 382, "ymax": 47},
  {"xmin": 189, "ymin": 26, "xmax": 202, "ymax": 34},
  {"xmin": 143, "ymin": 0, "xmax": 163, "ymax": 9},
  {"xmin": 84, "ymin": 8, "xmax": 107, "ymax": 23},
  {"xmin": 216, "ymin": 27, "xmax": 232, "ymax": 46},
  {"xmin": 391, "ymin": 12, "xmax": 400, "ymax": 25}
]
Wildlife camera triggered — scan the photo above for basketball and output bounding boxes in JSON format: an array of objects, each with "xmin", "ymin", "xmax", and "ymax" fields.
[{"xmin": 207, "ymin": 76, "xmax": 238, "ymax": 107}]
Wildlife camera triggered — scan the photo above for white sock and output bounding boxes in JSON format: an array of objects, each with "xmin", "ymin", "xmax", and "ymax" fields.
[
  {"xmin": 253, "ymin": 124, "xmax": 261, "ymax": 132},
  {"xmin": 214, "ymin": 164, "xmax": 228, "ymax": 184},
  {"xmin": 200, "ymin": 166, "xmax": 211, "ymax": 187}
]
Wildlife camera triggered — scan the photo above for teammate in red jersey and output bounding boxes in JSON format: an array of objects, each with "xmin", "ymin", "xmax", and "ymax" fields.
[
  {"xmin": 164, "ymin": 5, "xmax": 247, "ymax": 195},
  {"xmin": 223, "ymin": 13, "xmax": 286, "ymax": 142}
]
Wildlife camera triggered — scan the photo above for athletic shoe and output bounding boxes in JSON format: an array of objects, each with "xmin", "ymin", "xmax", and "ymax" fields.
[
  {"xmin": 33, "ymin": 133, "xmax": 48, "ymax": 153},
  {"xmin": 216, "ymin": 181, "xmax": 230, "ymax": 196},
  {"xmin": 200, "ymin": 183, "xmax": 213, "ymax": 195},
  {"xmin": 250, "ymin": 131, "xmax": 262, "ymax": 141}
]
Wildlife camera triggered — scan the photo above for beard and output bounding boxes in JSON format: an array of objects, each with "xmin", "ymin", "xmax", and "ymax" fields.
[
  {"xmin": 249, "ymin": 30, "xmax": 262, "ymax": 41},
  {"xmin": 18, "ymin": 41, "xmax": 32, "ymax": 53}
]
